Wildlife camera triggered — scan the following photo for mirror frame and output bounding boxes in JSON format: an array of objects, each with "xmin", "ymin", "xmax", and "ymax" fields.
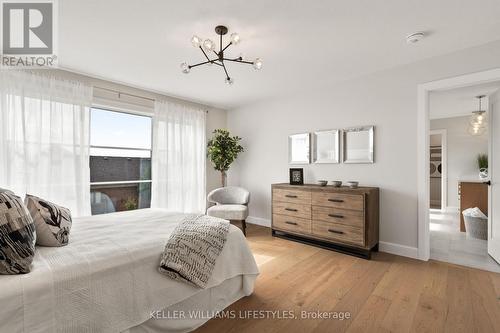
[
  {"xmin": 288, "ymin": 133, "xmax": 311, "ymax": 164},
  {"xmin": 312, "ymin": 129, "xmax": 340, "ymax": 164},
  {"xmin": 342, "ymin": 126, "xmax": 374, "ymax": 164}
]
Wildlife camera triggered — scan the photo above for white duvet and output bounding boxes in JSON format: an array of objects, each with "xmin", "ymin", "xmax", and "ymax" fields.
[{"xmin": 0, "ymin": 209, "xmax": 259, "ymax": 333}]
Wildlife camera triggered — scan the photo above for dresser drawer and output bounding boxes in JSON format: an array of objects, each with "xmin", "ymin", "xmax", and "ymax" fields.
[
  {"xmin": 273, "ymin": 214, "xmax": 311, "ymax": 234},
  {"xmin": 312, "ymin": 206, "xmax": 364, "ymax": 228},
  {"xmin": 311, "ymin": 192, "xmax": 364, "ymax": 211},
  {"xmin": 312, "ymin": 220, "xmax": 364, "ymax": 246},
  {"xmin": 273, "ymin": 201, "xmax": 311, "ymax": 219},
  {"xmin": 273, "ymin": 188, "xmax": 311, "ymax": 204}
]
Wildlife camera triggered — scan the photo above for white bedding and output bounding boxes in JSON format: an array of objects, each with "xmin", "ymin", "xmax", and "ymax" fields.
[{"xmin": 0, "ymin": 209, "xmax": 259, "ymax": 333}]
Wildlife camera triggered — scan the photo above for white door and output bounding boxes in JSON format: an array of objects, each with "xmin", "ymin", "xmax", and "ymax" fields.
[{"xmin": 488, "ymin": 89, "xmax": 500, "ymax": 263}]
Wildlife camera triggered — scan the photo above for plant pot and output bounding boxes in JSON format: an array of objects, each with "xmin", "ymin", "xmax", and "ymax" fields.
[{"xmin": 479, "ymin": 168, "xmax": 488, "ymax": 180}]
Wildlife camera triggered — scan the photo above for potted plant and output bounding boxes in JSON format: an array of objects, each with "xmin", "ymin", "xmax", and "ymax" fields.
[
  {"xmin": 207, "ymin": 129, "xmax": 244, "ymax": 187},
  {"xmin": 477, "ymin": 154, "xmax": 488, "ymax": 179}
]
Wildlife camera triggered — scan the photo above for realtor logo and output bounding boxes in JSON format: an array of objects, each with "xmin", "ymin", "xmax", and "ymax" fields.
[
  {"xmin": 3, "ymin": 2, "xmax": 53, "ymax": 54},
  {"xmin": 1, "ymin": 0, "xmax": 57, "ymax": 67}
]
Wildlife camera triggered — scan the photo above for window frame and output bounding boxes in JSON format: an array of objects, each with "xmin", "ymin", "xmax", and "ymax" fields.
[{"xmin": 89, "ymin": 106, "xmax": 154, "ymax": 213}]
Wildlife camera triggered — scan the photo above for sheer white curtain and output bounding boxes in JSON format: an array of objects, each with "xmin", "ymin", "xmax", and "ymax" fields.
[
  {"xmin": 0, "ymin": 71, "xmax": 92, "ymax": 216},
  {"xmin": 151, "ymin": 99, "xmax": 206, "ymax": 213}
]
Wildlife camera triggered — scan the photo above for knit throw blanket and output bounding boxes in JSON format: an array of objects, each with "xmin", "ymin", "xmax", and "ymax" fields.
[{"xmin": 159, "ymin": 214, "xmax": 230, "ymax": 288}]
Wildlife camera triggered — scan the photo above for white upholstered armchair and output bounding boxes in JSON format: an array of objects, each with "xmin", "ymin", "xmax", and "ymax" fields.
[{"xmin": 206, "ymin": 187, "xmax": 250, "ymax": 236}]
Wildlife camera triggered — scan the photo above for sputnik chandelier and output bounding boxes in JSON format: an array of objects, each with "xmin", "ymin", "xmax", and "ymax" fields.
[{"xmin": 180, "ymin": 25, "xmax": 262, "ymax": 84}]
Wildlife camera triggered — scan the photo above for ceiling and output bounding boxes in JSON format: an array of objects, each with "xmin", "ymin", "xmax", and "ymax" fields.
[
  {"xmin": 59, "ymin": 0, "xmax": 500, "ymax": 109},
  {"xmin": 430, "ymin": 81, "xmax": 500, "ymax": 119}
]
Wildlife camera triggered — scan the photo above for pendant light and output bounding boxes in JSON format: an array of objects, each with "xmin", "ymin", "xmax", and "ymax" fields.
[{"xmin": 468, "ymin": 95, "xmax": 487, "ymax": 136}]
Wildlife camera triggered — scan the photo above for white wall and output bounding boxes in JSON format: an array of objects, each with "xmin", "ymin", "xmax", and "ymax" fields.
[
  {"xmin": 227, "ymin": 40, "xmax": 500, "ymax": 252},
  {"xmin": 431, "ymin": 116, "xmax": 488, "ymax": 209}
]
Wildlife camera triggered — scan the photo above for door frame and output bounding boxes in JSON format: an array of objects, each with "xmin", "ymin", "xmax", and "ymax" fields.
[
  {"xmin": 429, "ymin": 129, "xmax": 447, "ymax": 211},
  {"xmin": 417, "ymin": 68, "xmax": 500, "ymax": 261},
  {"xmin": 488, "ymin": 90, "xmax": 500, "ymax": 263}
]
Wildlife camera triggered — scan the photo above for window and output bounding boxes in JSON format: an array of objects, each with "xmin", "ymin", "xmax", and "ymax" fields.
[{"xmin": 89, "ymin": 108, "xmax": 152, "ymax": 215}]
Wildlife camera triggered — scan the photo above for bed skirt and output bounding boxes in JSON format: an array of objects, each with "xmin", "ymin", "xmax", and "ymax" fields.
[{"xmin": 126, "ymin": 274, "xmax": 257, "ymax": 333}]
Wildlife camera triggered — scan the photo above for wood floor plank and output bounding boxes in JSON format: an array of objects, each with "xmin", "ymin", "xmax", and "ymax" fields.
[
  {"xmin": 410, "ymin": 261, "xmax": 448, "ymax": 333},
  {"xmin": 270, "ymin": 254, "xmax": 376, "ymax": 333},
  {"xmin": 488, "ymin": 270, "xmax": 500, "ymax": 299},
  {"xmin": 377, "ymin": 257, "xmax": 430, "ymax": 332},
  {"xmin": 234, "ymin": 257, "xmax": 356, "ymax": 333},
  {"xmin": 311, "ymin": 255, "xmax": 393, "ymax": 332},
  {"xmin": 346, "ymin": 295, "xmax": 392, "ymax": 333},
  {"xmin": 221, "ymin": 250, "xmax": 355, "ymax": 333},
  {"xmin": 195, "ymin": 225, "xmax": 500, "ymax": 333},
  {"xmin": 444, "ymin": 266, "xmax": 474, "ymax": 333},
  {"xmin": 468, "ymin": 268, "xmax": 500, "ymax": 332},
  {"xmin": 200, "ymin": 239, "xmax": 333, "ymax": 333},
  {"xmin": 372, "ymin": 255, "xmax": 412, "ymax": 299},
  {"xmin": 254, "ymin": 243, "xmax": 321, "ymax": 282}
]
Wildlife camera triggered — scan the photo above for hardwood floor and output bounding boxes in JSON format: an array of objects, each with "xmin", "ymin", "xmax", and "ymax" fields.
[{"xmin": 196, "ymin": 225, "xmax": 500, "ymax": 333}]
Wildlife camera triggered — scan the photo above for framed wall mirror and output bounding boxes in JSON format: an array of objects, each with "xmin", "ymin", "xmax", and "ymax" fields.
[
  {"xmin": 343, "ymin": 126, "xmax": 374, "ymax": 163},
  {"xmin": 313, "ymin": 129, "xmax": 340, "ymax": 163},
  {"xmin": 288, "ymin": 133, "xmax": 310, "ymax": 164}
]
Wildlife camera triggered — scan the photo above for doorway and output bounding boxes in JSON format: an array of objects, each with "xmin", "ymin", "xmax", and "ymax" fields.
[
  {"xmin": 417, "ymin": 69, "xmax": 500, "ymax": 273},
  {"xmin": 429, "ymin": 88, "xmax": 497, "ymax": 271}
]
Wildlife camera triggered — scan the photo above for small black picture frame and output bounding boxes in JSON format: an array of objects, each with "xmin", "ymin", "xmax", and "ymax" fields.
[{"xmin": 289, "ymin": 168, "xmax": 304, "ymax": 185}]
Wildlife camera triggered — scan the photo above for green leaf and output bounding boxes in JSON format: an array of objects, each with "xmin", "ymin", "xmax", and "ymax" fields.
[{"xmin": 207, "ymin": 129, "xmax": 244, "ymax": 172}]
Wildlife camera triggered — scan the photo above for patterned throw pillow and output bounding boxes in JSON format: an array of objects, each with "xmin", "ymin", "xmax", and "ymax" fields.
[
  {"xmin": 25, "ymin": 195, "xmax": 72, "ymax": 247},
  {"xmin": 0, "ymin": 190, "xmax": 36, "ymax": 274}
]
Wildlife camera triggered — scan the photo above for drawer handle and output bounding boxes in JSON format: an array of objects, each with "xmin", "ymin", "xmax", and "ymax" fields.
[
  {"xmin": 328, "ymin": 229, "xmax": 344, "ymax": 235},
  {"xmin": 285, "ymin": 208, "xmax": 298, "ymax": 212},
  {"xmin": 328, "ymin": 214, "xmax": 344, "ymax": 219},
  {"xmin": 285, "ymin": 195, "xmax": 298, "ymax": 198},
  {"xmin": 285, "ymin": 221, "xmax": 298, "ymax": 225},
  {"xmin": 328, "ymin": 199, "xmax": 344, "ymax": 203}
]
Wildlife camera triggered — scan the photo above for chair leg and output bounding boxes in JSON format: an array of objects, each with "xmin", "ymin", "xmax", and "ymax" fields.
[{"xmin": 241, "ymin": 220, "xmax": 247, "ymax": 236}]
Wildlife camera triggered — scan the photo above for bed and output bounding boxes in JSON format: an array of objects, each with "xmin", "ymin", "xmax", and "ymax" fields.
[{"xmin": 0, "ymin": 209, "xmax": 259, "ymax": 333}]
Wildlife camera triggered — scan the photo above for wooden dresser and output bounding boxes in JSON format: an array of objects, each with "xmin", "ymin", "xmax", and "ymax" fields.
[{"xmin": 271, "ymin": 183, "xmax": 379, "ymax": 259}]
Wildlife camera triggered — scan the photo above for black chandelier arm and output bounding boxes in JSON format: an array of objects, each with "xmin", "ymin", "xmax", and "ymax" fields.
[
  {"xmin": 198, "ymin": 46, "xmax": 211, "ymax": 62},
  {"xmin": 221, "ymin": 62, "xmax": 230, "ymax": 79},
  {"xmin": 223, "ymin": 58, "xmax": 254, "ymax": 65},
  {"xmin": 221, "ymin": 42, "xmax": 232, "ymax": 52},
  {"xmin": 189, "ymin": 59, "xmax": 222, "ymax": 69},
  {"xmin": 225, "ymin": 56, "xmax": 242, "ymax": 61}
]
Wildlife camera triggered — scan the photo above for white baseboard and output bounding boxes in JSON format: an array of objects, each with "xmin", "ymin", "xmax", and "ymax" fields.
[
  {"xmin": 246, "ymin": 216, "xmax": 271, "ymax": 227},
  {"xmin": 379, "ymin": 241, "xmax": 419, "ymax": 259}
]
